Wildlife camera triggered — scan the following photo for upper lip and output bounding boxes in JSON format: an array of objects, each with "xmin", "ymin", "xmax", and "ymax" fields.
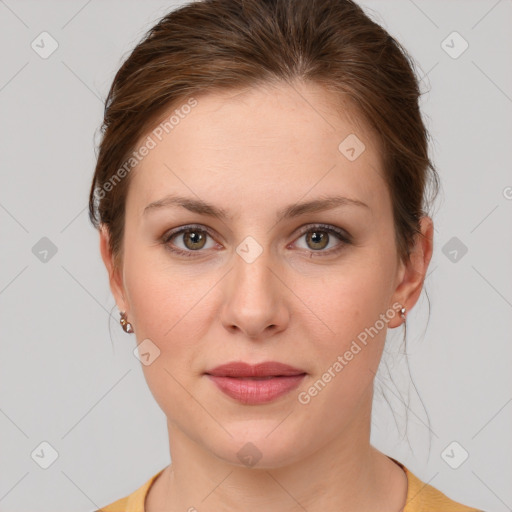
[{"xmin": 205, "ymin": 361, "xmax": 306, "ymax": 378}]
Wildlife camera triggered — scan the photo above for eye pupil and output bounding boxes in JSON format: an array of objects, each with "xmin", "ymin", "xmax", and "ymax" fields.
[
  {"xmin": 184, "ymin": 230, "xmax": 206, "ymax": 250},
  {"xmin": 307, "ymin": 230, "xmax": 329, "ymax": 250}
]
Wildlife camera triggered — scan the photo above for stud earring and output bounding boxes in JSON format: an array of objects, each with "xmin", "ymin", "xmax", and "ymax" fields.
[
  {"xmin": 400, "ymin": 306, "xmax": 406, "ymax": 321},
  {"xmin": 119, "ymin": 311, "xmax": 134, "ymax": 333}
]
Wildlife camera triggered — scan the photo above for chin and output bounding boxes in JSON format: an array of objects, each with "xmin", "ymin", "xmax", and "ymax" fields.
[{"xmin": 205, "ymin": 428, "xmax": 307, "ymax": 470}]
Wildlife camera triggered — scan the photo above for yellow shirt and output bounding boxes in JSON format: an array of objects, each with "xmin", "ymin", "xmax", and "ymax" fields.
[{"xmin": 97, "ymin": 457, "xmax": 483, "ymax": 512}]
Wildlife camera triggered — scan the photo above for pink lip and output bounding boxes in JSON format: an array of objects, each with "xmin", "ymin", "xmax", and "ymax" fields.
[
  {"xmin": 206, "ymin": 361, "xmax": 305, "ymax": 378},
  {"xmin": 205, "ymin": 361, "xmax": 306, "ymax": 404}
]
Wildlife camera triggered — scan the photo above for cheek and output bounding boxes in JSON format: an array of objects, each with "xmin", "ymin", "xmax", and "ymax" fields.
[
  {"xmin": 296, "ymin": 279, "xmax": 390, "ymax": 422},
  {"xmin": 123, "ymin": 240, "xmax": 204, "ymax": 339},
  {"xmin": 304, "ymin": 256, "xmax": 393, "ymax": 338},
  {"xmin": 295, "ymin": 249, "xmax": 395, "ymax": 395},
  {"xmin": 123, "ymin": 254, "xmax": 208, "ymax": 419},
  {"xmin": 122, "ymin": 247, "xmax": 221, "ymax": 388}
]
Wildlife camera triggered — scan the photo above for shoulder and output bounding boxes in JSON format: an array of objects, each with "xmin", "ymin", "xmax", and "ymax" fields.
[
  {"xmin": 402, "ymin": 464, "xmax": 484, "ymax": 512},
  {"xmin": 94, "ymin": 495, "xmax": 129, "ymax": 512},
  {"xmin": 94, "ymin": 467, "xmax": 166, "ymax": 512},
  {"xmin": 93, "ymin": 462, "xmax": 486, "ymax": 512}
]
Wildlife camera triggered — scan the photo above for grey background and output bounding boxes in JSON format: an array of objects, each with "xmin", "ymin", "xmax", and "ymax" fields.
[{"xmin": 0, "ymin": 0, "xmax": 511, "ymax": 511}]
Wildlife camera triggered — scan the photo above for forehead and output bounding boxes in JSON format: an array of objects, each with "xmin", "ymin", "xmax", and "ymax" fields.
[{"xmin": 127, "ymin": 81, "xmax": 388, "ymax": 216}]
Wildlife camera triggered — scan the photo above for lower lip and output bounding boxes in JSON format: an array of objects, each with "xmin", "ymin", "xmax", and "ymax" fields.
[{"xmin": 206, "ymin": 374, "xmax": 306, "ymax": 404}]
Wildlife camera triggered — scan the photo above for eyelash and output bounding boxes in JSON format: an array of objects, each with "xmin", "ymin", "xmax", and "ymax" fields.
[{"xmin": 161, "ymin": 223, "xmax": 352, "ymax": 258}]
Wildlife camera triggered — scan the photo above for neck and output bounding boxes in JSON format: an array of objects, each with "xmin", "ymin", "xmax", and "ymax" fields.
[{"xmin": 148, "ymin": 390, "xmax": 407, "ymax": 512}]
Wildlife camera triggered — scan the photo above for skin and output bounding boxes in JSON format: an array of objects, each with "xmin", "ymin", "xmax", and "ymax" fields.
[{"xmin": 100, "ymin": 80, "xmax": 433, "ymax": 512}]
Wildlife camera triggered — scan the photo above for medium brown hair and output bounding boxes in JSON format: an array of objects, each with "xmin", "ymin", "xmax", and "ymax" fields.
[{"xmin": 89, "ymin": 0, "xmax": 439, "ymax": 270}]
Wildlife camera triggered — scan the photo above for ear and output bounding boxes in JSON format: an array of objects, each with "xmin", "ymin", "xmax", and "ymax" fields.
[
  {"xmin": 99, "ymin": 224, "xmax": 128, "ymax": 314},
  {"xmin": 388, "ymin": 216, "xmax": 434, "ymax": 328}
]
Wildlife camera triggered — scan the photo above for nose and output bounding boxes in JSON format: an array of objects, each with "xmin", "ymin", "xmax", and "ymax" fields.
[{"xmin": 219, "ymin": 245, "xmax": 290, "ymax": 340}]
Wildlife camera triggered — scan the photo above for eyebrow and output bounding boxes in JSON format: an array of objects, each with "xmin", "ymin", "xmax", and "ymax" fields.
[{"xmin": 143, "ymin": 193, "xmax": 370, "ymax": 222}]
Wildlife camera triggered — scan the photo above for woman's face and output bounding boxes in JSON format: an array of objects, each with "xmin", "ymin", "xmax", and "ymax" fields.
[{"xmin": 101, "ymin": 81, "xmax": 431, "ymax": 468}]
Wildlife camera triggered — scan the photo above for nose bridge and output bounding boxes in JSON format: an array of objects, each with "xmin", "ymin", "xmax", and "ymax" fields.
[
  {"xmin": 221, "ymin": 236, "xmax": 287, "ymax": 338},
  {"xmin": 232, "ymin": 237, "xmax": 276, "ymax": 305}
]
